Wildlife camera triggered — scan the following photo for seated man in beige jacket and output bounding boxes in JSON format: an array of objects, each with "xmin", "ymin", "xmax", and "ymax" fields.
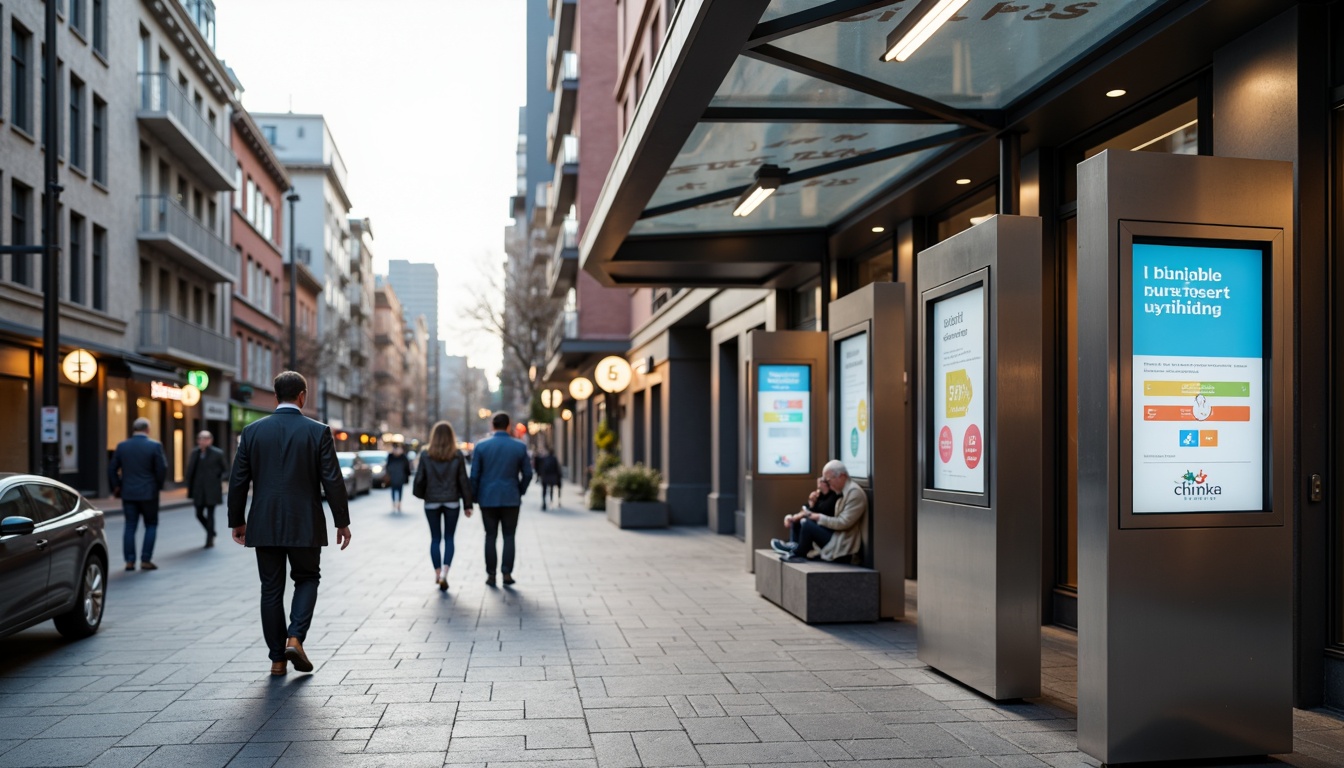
[{"xmin": 771, "ymin": 459, "xmax": 866, "ymax": 562}]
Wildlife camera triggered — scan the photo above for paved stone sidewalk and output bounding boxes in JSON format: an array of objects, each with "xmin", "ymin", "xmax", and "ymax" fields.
[{"xmin": 1, "ymin": 481, "xmax": 1342, "ymax": 767}]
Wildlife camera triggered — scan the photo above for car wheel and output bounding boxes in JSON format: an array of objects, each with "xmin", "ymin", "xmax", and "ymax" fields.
[{"xmin": 54, "ymin": 554, "xmax": 106, "ymax": 639}]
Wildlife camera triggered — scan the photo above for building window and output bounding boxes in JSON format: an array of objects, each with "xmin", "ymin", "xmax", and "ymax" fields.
[
  {"xmin": 91, "ymin": 224, "xmax": 106, "ymax": 310},
  {"xmin": 70, "ymin": 0, "xmax": 87, "ymax": 36},
  {"xmin": 11, "ymin": 24, "xmax": 32, "ymax": 133},
  {"xmin": 263, "ymin": 200, "xmax": 274, "ymax": 240},
  {"xmin": 68, "ymin": 212, "xmax": 84, "ymax": 303},
  {"xmin": 91, "ymin": 95, "xmax": 106, "ymax": 184},
  {"xmin": 69, "ymin": 75, "xmax": 84, "ymax": 170},
  {"xmin": 261, "ymin": 124, "xmax": 276, "ymax": 144},
  {"xmin": 91, "ymin": 0, "xmax": 106, "ymax": 55},
  {"xmin": 233, "ymin": 164, "xmax": 242, "ymax": 207},
  {"xmin": 10, "ymin": 181, "xmax": 31, "ymax": 286}
]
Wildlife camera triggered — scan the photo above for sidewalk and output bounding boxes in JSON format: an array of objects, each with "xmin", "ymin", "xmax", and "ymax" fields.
[{"xmin": 86, "ymin": 486, "xmax": 199, "ymax": 516}]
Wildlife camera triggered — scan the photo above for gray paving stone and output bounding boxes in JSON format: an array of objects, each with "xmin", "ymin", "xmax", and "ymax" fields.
[
  {"xmin": 695, "ymin": 741, "xmax": 821, "ymax": 764},
  {"xmin": 138, "ymin": 743, "xmax": 244, "ymax": 768},
  {"xmin": 591, "ymin": 733, "xmax": 641, "ymax": 768},
  {"xmin": 743, "ymin": 715, "xmax": 802, "ymax": 742},
  {"xmin": 115, "ymin": 719, "xmax": 215, "ymax": 746},
  {"xmin": 633, "ymin": 730, "xmax": 703, "ymax": 766},
  {"xmin": 783, "ymin": 713, "xmax": 892, "ymax": 740},
  {"xmin": 682, "ymin": 717, "xmax": 760, "ymax": 744},
  {"xmin": 586, "ymin": 706, "xmax": 683, "ymax": 732},
  {"xmin": 0, "ymin": 737, "xmax": 125, "ymax": 767},
  {"xmin": 86, "ymin": 746, "xmax": 157, "ymax": 768}
]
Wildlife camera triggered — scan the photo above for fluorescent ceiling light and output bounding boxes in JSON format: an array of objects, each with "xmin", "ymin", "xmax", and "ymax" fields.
[
  {"xmin": 883, "ymin": 0, "xmax": 970, "ymax": 63},
  {"xmin": 733, "ymin": 165, "xmax": 788, "ymax": 218}
]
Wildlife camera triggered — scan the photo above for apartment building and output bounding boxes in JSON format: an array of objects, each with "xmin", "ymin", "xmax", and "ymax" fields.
[
  {"xmin": 348, "ymin": 216, "xmax": 375, "ymax": 438},
  {"xmin": 385, "ymin": 259, "xmax": 440, "ymax": 420},
  {"xmin": 372, "ymin": 277, "xmax": 410, "ymax": 435},
  {"xmin": 251, "ymin": 112, "xmax": 357, "ymax": 431}
]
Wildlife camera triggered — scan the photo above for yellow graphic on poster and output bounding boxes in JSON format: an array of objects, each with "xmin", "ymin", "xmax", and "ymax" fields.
[
  {"xmin": 945, "ymin": 368, "xmax": 972, "ymax": 419},
  {"xmin": 856, "ymin": 400, "xmax": 868, "ymax": 432}
]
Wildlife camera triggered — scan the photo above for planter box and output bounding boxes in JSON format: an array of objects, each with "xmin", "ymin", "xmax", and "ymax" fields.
[{"xmin": 607, "ymin": 497, "xmax": 669, "ymax": 529}]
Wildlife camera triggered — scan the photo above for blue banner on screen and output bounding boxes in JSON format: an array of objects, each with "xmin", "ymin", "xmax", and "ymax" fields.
[
  {"xmin": 1131, "ymin": 242, "xmax": 1263, "ymax": 514},
  {"xmin": 757, "ymin": 365, "xmax": 810, "ymax": 475}
]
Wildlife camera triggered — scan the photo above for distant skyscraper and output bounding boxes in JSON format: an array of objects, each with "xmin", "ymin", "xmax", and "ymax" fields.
[{"xmin": 386, "ymin": 260, "xmax": 441, "ymax": 418}]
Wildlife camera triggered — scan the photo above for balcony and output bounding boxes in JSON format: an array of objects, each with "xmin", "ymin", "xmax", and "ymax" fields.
[
  {"xmin": 137, "ymin": 72, "xmax": 236, "ymax": 190},
  {"xmin": 548, "ymin": 309, "xmax": 578, "ymax": 358},
  {"xmin": 546, "ymin": 0, "xmax": 576, "ymax": 88},
  {"xmin": 548, "ymin": 216, "xmax": 579, "ymax": 299},
  {"xmin": 547, "ymin": 52, "xmax": 579, "ymax": 163},
  {"xmin": 548, "ymin": 135, "xmax": 578, "ymax": 229},
  {"xmin": 137, "ymin": 196, "xmax": 237, "ymax": 283},
  {"xmin": 138, "ymin": 310, "xmax": 238, "ymax": 372}
]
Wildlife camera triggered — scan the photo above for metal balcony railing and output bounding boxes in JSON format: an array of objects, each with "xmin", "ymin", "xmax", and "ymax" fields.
[
  {"xmin": 138, "ymin": 310, "xmax": 237, "ymax": 369},
  {"xmin": 559, "ymin": 50, "xmax": 578, "ymax": 82},
  {"xmin": 137, "ymin": 195, "xmax": 237, "ymax": 279},
  {"xmin": 137, "ymin": 72, "xmax": 235, "ymax": 181},
  {"xmin": 560, "ymin": 134, "xmax": 579, "ymax": 166},
  {"xmin": 558, "ymin": 216, "xmax": 578, "ymax": 251},
  {"xmin": 548, "ymin": 308, "xmax": 578, "ymax": 354}
]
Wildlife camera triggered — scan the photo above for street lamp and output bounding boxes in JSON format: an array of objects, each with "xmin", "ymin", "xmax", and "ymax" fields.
[{"xmin": 286, "ymin": 189, "xmax": 300, "ymax": 370}]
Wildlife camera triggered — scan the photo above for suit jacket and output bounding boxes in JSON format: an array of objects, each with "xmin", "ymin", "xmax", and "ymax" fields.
[
  {"xmin": 108, "ymin": 434, "xmax": 167, "ymax": 502},
  {"xmin": 185, "ymin": 445, "xmax": 228, "ymax": 506},
  {"xmin": 470, "ymin": 431, "xmax": 533, "ymax": 507},
  {"xmin": 814, "ymin": 478, "xmax": 867, "ymax": 562},
  {"xmin": 227, "ymin": 408, "xmax": 350, "ymax": 547}
]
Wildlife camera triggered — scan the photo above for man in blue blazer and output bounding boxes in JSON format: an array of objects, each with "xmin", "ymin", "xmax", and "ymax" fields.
[
  {"xmin": 470, "ymin": 412, "xmax": 532, "ymax": 586},
  {"xmin": 228, "ymin": 371, "xmax": 351, "ymax": 676},
  {"xmin": 108, "ymin": 417, "xmax": 167, "ymax": 571}
]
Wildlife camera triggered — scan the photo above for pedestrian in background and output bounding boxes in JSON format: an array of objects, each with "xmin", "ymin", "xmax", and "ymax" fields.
[
  {"xmin": 228, "ymin": 371, "xmax": 351, "ymax": 677},
  {"xmin": 470, "ymin": 412, "xmax": 533, "ymax": 586},
  {"xmin": 538, "ymin": 447, "xmax": 562, "ymax": 511},
  {"xmin": 186, "ymin": 430, "xmax": 228, "ymax": 548},
  {"xmin": 412, "ymin": 422, "xmax": 474, "ymax": 591},
  {"xmin": 108, "ymin": 417, "xmax": 167, "ymax": 571},
  {"xmin": 385, "ymin": 444, "xmax": 411, "ymax": 514}
]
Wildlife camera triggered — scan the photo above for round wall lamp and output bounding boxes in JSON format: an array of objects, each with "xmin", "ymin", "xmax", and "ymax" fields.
[{"xmin": 61, "ymin": 349, "xmax": 98, "ymax": 384}]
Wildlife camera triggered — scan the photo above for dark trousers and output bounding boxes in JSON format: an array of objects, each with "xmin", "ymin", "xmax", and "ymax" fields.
[
  {"xmin": 425, "ymin": 505, "xmax": 461, "ymax": 570},
  {"xmin": 390, "ymin": 485, "xmax": 403, "ymax": 503},
  {"xmin": 255, "ymin": 547, "xmax": 321, "ymax": 662},
  {"xmin": 541, "ymin": 482, "xmax": 558, "ymax": 505},
  {"xmin": 480, "ymin": 506, "xmax": 520, "ymax": 576},
  {"xmin": 122, "ymin": 499, "xmax": 159, "ymax": 564},
  {"xmin": 790, "ymin": 518, "xmax": 833, "ymax": 558},
  {"xmin": 194, "ymin": 504, "xmax": 215, "ymax": 536}
]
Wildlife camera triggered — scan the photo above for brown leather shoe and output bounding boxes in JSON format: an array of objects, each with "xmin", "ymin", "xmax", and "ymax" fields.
[
  {"xmin": 285, "ymin": 637, "xmax": 313, "ymax": 672},
  {"xmin": 270, "ymin": 660, "xmax": 287, "ymax": 676}
]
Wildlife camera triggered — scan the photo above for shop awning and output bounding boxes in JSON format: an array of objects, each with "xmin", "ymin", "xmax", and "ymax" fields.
[{"xmin": 580, "ymin": 0, "xmax": 1172, "ymax": 288}]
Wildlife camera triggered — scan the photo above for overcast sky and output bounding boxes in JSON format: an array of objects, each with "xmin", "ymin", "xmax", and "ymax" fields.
[{"xmin": 216, "ymin": 0, "xmax": 526, "ymax": 380}]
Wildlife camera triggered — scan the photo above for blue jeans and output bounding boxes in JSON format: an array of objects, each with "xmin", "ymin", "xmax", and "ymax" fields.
[
  {"xmin": 122, "ymin": 499, "xmax": 159, "ymax": 563},
  {"xmin": 425, "ymin": 505, "xmax": 461, "ymax": 569},
  {"xmin": 790, "ymin": 518, "xmax": 832, "ymax": 558},
  {"xmin": 390, "ymin": 485, "xmax": 403, "ymax": 503}
]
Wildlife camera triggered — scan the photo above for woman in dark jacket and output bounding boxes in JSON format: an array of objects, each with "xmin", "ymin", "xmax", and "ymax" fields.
[
  {"xmin": 413, "ymin": 421, "xmax": 474, "ymax": 591},
  {"xmin": 385, "ymin": 445, "xmax": 412, "ymax": 513}
]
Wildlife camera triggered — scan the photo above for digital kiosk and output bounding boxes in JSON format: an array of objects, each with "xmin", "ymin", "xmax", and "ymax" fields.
[
  {"xmin": 829, "ymin": 283, "xmax": 909, "ymax": 619},
  {"xmin": 916, "ymin": 215, "xmax": 1043, "ymax": 701},
  {"xmin": 1076, "ymin": 150, "xmax": 1292, "ymax": 763},
  {"xmin": 744, "ymin": 331, "xmax": 827, "ymax": 572}
]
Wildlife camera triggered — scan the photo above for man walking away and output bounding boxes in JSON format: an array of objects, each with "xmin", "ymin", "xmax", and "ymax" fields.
[
  {"xmin": 470, "ymin": 412, "xmax": 532, "ymax": 586},
  {"xmin": 186, "ymin": 430, "xmax": 228, "ymax": 548},
  {"xmin": 108, "ymin": 417, "xmax": 167, "ymax": 571},
  {"xmin": 539, "ymin": 449, "xmax": 562, "ymax": 510},
  {"xmin": 228, "ymin": 371, "xmax": 352, "ymax": 677}
]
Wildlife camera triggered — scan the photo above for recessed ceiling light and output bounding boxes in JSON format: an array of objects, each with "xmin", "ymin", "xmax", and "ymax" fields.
[
  {"xmin": 955, "ymin": 178, "xmax": 971, "ymax": 185},
  {"xmin": 1106, "ymin": 89, "xmax": 1127, "ymax": 98},
  {"xmin": 871, "ymin": 226, "xmax": 885, "ymax": 233}
]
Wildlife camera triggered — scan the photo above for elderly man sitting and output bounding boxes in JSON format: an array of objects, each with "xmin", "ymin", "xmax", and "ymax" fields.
[{"xmin": 771, "ymin": 459, "xmax": 867, "ymax": 562}]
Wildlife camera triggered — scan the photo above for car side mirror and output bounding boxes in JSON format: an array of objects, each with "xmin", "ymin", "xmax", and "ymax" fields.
[{"xmin": 0, "ymin": 516, "xmax": 36, "ymax": 537}]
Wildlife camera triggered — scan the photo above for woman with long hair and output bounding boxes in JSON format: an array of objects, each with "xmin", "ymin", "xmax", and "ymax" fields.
[{"xmin": 412, "ymin": 421, "xmax": 474, "ymax": 591}]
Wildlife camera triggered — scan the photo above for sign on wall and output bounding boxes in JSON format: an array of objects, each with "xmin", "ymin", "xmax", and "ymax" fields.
[
  {"xmin": 757, "ymin": 364, "xmax": 811, "ymax": 475},
  {"xmin": 837, "ymin": 333, "xmax": 870, "ymax": 479},
  {"xmin": 931, "ymin": 285, "xmax": 986, "ymax": 494},
  {"xmin": 1130, "ymin": 242, "xmax": 1264, "ymax": 514}
]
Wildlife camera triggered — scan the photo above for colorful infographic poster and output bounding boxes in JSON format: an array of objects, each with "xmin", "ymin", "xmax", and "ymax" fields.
[
  {"xmin": 1131, "ymin": 242, "xmax": 1263, "ymax": 514},
  {"xmin": 758, "ymin": 364, "xmax": 810, "ymax": 475},
  {"xmin": 838, "ymin": 333, "xmax": 870, "ymax": 479},
  {"xmin": 931, "ymin": 286, "xmax": 986, "ymax": 494}
]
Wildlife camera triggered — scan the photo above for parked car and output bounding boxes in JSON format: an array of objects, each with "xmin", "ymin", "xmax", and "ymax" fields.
[
  {"xmin": 337, "ymin": 452, "xmax": 373, "ymax": 497},
  {"xmin": 358, "ymin": 450, "xmax": 390, "ymax": 488},
  {"xmin": 0, "ymin": 474, "xmax": 108, "ymax": 640}
]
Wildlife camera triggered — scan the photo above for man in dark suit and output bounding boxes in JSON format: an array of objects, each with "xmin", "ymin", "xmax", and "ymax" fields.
[
  {"xmin": 470, "ymin": 412, "xmax": 532, "ymax": 587},
  {"xmin": 228, "ymin": 371, "xmax": 351, "ymax": 677},
  {"xmin": 109, "ymin": 417, "xmax": 167, "ymax": 572},
  {"xmin": 186, "ymin": 430, "xmax": 228, "ymax": 548}
]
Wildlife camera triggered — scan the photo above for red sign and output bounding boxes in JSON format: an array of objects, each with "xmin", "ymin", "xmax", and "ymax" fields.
[
  {"xmin": 938, "ymin": 426, "xmax": 953, "ymax": 464},
  {"xmin": 963, "ymin": 424, "xmax": 983, "ymax": 470}
]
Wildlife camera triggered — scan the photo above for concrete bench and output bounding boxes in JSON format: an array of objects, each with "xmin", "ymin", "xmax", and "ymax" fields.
[{"xmin": 753, "ymin": 549, "xmax": 879, "ymax": 623}]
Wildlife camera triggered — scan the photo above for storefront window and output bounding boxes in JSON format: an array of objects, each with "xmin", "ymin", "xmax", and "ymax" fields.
[
  {"xmin": 0, "ymin": 377, "xmax": 31, "ymax": 472},
  {"xmin": 857, "ymin": 248, "xmax": 893, "ymax": 287},
  {"xmin": 105, "ymin": 387, "xmax": 127, "ymax": 451},
  {"xmin": 935, "ymin": 193, "xmax": 996, "ymax": 243}
]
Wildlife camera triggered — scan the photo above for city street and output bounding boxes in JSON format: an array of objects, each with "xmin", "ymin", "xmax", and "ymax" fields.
[{"xmin": 1, "ymin": 484, "xmax": 1342, "ymax": 768}]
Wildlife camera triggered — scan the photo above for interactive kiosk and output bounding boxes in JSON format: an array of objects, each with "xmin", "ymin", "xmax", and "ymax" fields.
[
  {"xmin": 916, "ymin": 215, "xmax": 1043, "ymax": 701},
  {"xmin": 1076, "ymin": 151, "xmax": 1292, "ymax": 763},
  {"xmin": 829, "ymin": 283, "xmax": 909, "ymax": 619},
  {"xmin": 744, "ymin": 331, "xmax": 827, "ymax": 572}
]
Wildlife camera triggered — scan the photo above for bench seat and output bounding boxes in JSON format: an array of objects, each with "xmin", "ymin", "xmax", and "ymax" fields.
[{"xmin": 753, "ymin": 549, "xmax": 879, "ymax": 623}]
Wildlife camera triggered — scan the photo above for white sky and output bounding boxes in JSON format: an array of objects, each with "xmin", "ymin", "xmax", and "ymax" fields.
[{"xmin": 216, "ymin": 0, "xmax": 526, "ymax": 380}]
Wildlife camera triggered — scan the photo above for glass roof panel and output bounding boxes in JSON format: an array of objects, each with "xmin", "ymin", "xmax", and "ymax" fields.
[
  {"xmin": 647, "ymin": 122, "xmax": 962, "ymax": 210},
  {"xmin": 760, "ymin": 0, "xmax": 838, "ymax": 23},
  {"xmin": 631, "ymin": 147, "xmax": 946, "ymax": 235},
  {"xmin": 711, "ymin": 55, "xmax": 892, "ymax": 109},
  {"xmin": 769, "ymin": 0, "xmax": 1167, "ymax": 109}
]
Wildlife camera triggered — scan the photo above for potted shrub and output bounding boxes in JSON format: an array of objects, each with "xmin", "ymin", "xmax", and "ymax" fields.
[
  {"xmin": 588, "ymin": 419, "xmax": 620, "ymax": 511},
  {"xmin": 606, "ymin": 463, "xmax": 669, "ymax": 528}
]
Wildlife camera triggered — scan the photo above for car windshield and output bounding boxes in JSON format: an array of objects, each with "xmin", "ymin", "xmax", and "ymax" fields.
[
  {"xmin": 337, "ymin": 454, "xmax": 355, "ymax": 468},
  {"xmin": 359, "ymin": 451, "xmax": 388, "ymax": 462}
]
